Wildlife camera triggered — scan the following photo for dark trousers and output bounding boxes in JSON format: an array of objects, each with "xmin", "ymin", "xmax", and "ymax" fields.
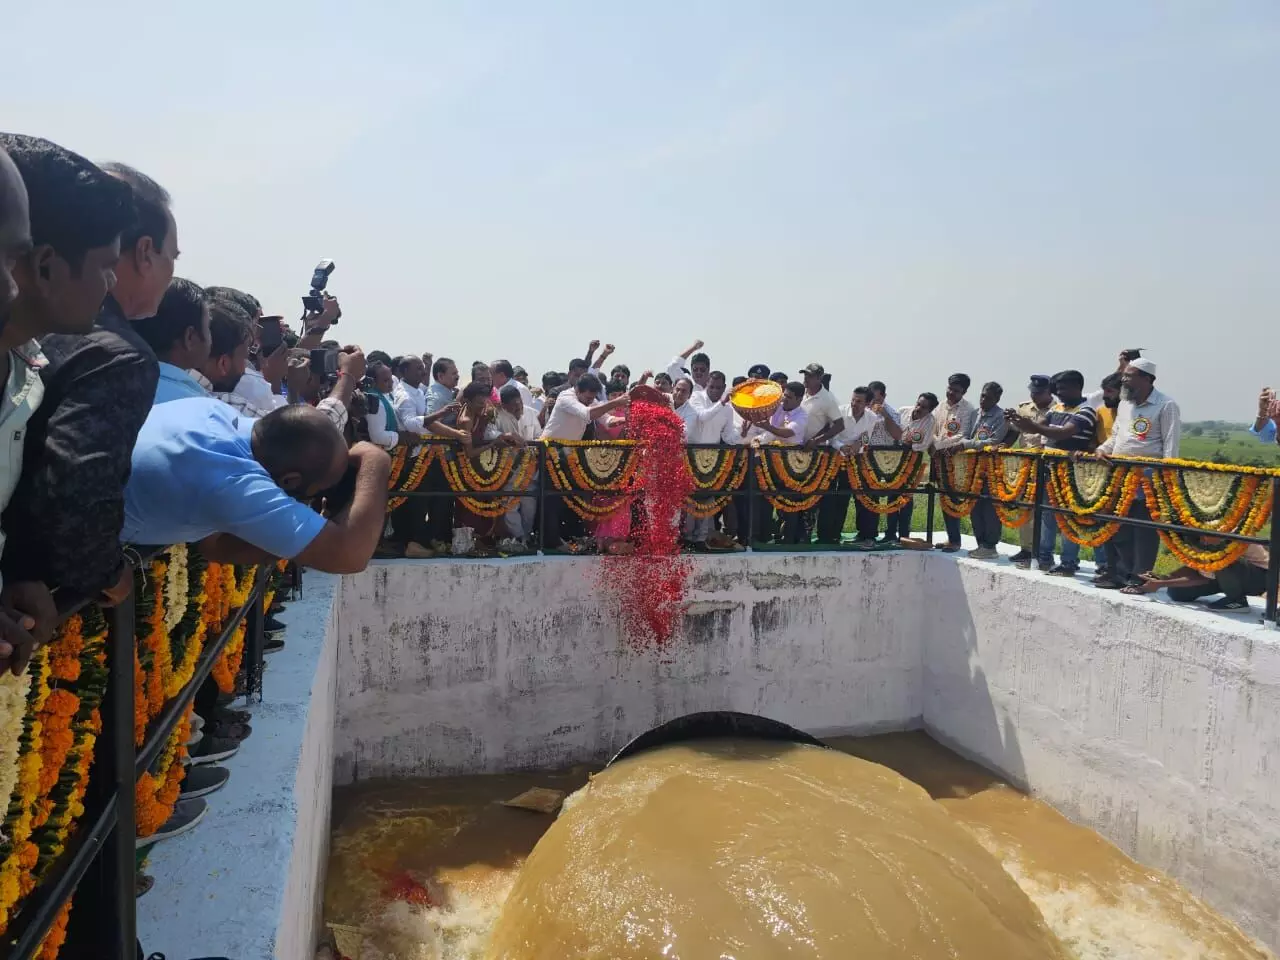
[
  {"xmin": 943, "ymin": 513, "xmax": 962, "ymax": 546},
  {"xmin": 1168, "ymin": 560, "xmax": 1266, "ymax": 603},
  {"xmin": 1111, "ymin": 498, "xmax": 1160, "ymax": 583},
  {"xmin": 778, "ymin": 505, "xmax": 805, "ymax": 544},
  {"xmin": 970, "ymin": 499, "xmax": 1002, "ymax": 549},
  {"xmin": 885, "ymin": 497, "xmax": 913, "ymax": 540},
  {"xmin": 424, "ymin": 460, "xmax": 454, "ymax": 545},
  {"xmin": 735, "ymin": 491, "xmax": 751, "ymax": 545},
  {"xmin": 854, "ymin": 498, "xmax": 880, "ymax": 541},
  {"xmin": 389, "ymin": 496, "xmax": 428, "ymax": 547},
  {"xmin": 541, "ymin": 495, "xmax": 564, "ymax": 549},
  {"xmin": 816, "ymin": 473, "xmax": 851, "ymax": 544}
]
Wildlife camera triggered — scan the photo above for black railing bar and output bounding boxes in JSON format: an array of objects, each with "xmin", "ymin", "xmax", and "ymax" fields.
[
  {"xmin": 2, "ymin": 795, "xmax": 119, "ymax": 960},
  {"xmin": 49, "ymin": 546, "xmax": 164, "ymax": 623},
  {"xmin": 135, "ymin": 576, "xmax": 267, "ymax": 777}
]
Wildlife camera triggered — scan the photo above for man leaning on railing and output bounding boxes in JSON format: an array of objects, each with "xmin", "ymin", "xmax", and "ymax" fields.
[{"xmin": 121, "ymin": 398, "xmax": 390, "ymax": 575}]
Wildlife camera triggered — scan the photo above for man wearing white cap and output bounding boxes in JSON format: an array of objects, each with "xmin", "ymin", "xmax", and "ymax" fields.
[{"xmin": 1094, "ymin": 357, "xmax": 1180, "ymax": 591}]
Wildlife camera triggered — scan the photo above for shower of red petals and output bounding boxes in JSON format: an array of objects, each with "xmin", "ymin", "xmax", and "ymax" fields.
[{"xmin": 600, "ymin": 399, "xmax": 694, "ymax": 649}]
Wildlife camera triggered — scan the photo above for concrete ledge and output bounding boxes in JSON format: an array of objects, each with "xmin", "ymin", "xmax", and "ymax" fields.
[{"xmin": 136, "ymin": 572, "xmax": 339, "ymax": 960}]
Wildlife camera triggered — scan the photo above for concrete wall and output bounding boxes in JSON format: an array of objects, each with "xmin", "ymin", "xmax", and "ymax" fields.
[
  {"xmin": 333, "ymin": 553, "xmax": 1280, "ymax": 950},
  {"xmin": 137, "ymin": 572, "xmax": 339, "ymax": 960},
  {"xmin": 920, "ymin": 559, "xmax": 1280, "ymax": 949},
  {"xmin": 333, "ymin": 554, "xmax": 926, "ymax": 781}
]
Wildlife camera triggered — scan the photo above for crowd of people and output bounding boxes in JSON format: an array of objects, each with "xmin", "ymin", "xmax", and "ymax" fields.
[{"xmin": 0, "ymin": 127, "xmax": 1272, "ymax": 954}]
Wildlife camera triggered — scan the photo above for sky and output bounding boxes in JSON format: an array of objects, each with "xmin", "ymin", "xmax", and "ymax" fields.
[{"xmin": 3, "ymin": 0, "xmax": 1278, "ymax": 420}]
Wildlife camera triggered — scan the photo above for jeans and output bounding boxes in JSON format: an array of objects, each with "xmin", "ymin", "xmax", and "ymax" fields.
[
  {"xmin": 1093, "ymin": 541, "xmax": 1111, "ymax": 576},
  {"xmin": 970, "ymin": 499, "xmax": 1002, "ymax": 549},
  {"xmin": 1038, "ymin": 512, "xmax": 1080, "ymax": 569},
  {"xmin": 885, "ymin": 497, "xmax": 913, "ymax": 540},
  {"xmin": 682, "ymin": 513, "xmax": 715, "ymax": 543}
]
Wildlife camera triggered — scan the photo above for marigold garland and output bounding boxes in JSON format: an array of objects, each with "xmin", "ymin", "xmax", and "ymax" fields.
[
  {"xmin": 133, "ymin": 559, "xmax": 170, "ymax": 746},
  {"xmin": 135, "ymin": 711, "xmax": 190, "ymax": 839},
  {"xmin": 683, "ymin": 448, "xmax": 746, "ymax": 517},
  {"xmin": 1044, "ymin": 466, "xmax": 1141, "ymax": 547},
  {"xmin": 754, "ymin": 447, "xmax": 841, "ymax": 512},
  {"xmin": 0, "ymin": 648, "xmax": 51, "ymax": 933},
  {"xmin": 35, "ymin": 898, "xmax": 70, "ymax": 960},
  {"xmin": 935, "ymin": 453, "xmax": 987, "ymax": 519},
  {"xmin": 387, "ymin": 444, "xmax": 442, "ymax": 510},
  {"xmin": 441, "ymin": 446, "xmax": 537, "ymax": 517},
  {"xmin": 543, "ymin": 443, "xmax": 639, "ymax": 520},
  {"xmin": 850, "ymin": 449, "xmax": 925, "ymax": 514},
  {"xmin": 167, "ymin": 549, "xmax": 210, "ymax": 699},
  {"xmin": 212, "ymin": 566, "xmax": 258, "ymax": 695},
  {"xmin": 1142, "ymin": 469, "xmax": 1273, "ymax": 572}
]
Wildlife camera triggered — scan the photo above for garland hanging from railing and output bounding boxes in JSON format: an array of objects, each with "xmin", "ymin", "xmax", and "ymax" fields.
[
  {"xmin": 544, "ymin": 440, "xmax": 641, "ymax": 520},
  {"xmin": 683, "ymin": 447, "xmax": 747, "ymax": 518},
  {"xmin": 1141, "ymin": 469, "xmax": 1273, "ymax": 572},
  {"xmin": 935, "ymin": 453, "xmax": 987, "ymax": 518},
  {"xmin": 983, "ymin": 452, "xmax": 1037, "ymax": 527},
  {"xmin": 441, "ymin": 447, "xmax": 538, "ymax": 517},
  {"xmin": 1042, "ymin": 460, "xmax": 1141, "ymax": 546},
  {"xmin": 849, "ymin": 449, "xmax": 925, "ymax": 514},
  {"xmin": 387, "ymin": 444, "xmax": 445, "ymax": 511},
  {"xmin": 754, "ymin": 447, "xmax": 841, "ymax": 513}
]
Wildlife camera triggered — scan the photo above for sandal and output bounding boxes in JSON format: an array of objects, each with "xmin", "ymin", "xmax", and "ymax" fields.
[{"xmin": 1119, "ymin": 585, "xmax": 1148, "ymax": 596}]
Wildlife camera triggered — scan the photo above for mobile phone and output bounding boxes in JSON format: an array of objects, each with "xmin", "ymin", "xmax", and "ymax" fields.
[
  {"xmin": 259, "ymin": 317, "xmax": 285, "ymax": 356},
  {"xmin": 309, "ymin": 348, "xmax": 340, "ymax": 376}
]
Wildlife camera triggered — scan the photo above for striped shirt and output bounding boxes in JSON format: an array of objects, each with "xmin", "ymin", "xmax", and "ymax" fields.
[{"xmin": 1044, "ymin": 400, "xmax": 1097, "ymax": 452}]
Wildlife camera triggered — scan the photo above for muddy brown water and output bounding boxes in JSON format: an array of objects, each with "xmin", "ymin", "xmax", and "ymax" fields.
[{"xmin": 324, "ymin": 732, "xmax": 1272, "ymax": 960}]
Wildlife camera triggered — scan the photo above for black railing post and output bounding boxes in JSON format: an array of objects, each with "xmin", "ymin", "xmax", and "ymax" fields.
[
  {"xmin": 244, "ymin": 568, "xmax": 266, "ymax": 702},
  {"xmin": 62, "ymin": 595, "xmax": 137, "ymax": 960},
  {"xmin": 536, "ymin": 444, "xmax": 547, "ymax": 554},
  {"xmin": 1031, "ymin": 457, "xmax": 1046, "ymax": 563},
  {"xmin": 745, "ymin": 445, "xmax": 756, "ymax": 549},
  {"xmin": 1267, "ymin": 477, "xmax": 1280, "ymax": 624}
]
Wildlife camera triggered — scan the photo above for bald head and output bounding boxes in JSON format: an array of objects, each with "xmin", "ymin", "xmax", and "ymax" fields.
[
  {"xmin": 0, "ymin": 148, "xmax": 32, "ymax": 321},
  {"xmin": 250, "ymin": 404, "xmax": 349, "ymax": 499}
]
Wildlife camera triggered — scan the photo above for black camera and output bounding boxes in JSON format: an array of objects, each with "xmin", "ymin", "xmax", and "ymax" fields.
[{"xmin": 301, "ymin": 259, "xmax": 336, "ymax": 320}]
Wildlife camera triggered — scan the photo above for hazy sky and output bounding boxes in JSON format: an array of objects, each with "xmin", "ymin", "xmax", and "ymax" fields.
[{"xmin": 4, "ymin": 1, "xmax": 1277, "ymax": 420}]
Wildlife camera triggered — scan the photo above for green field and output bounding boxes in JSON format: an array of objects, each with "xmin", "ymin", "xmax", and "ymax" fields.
[{"xmin": 1177, "ymin": 422, "xmax": 1280, "ymax": 467}]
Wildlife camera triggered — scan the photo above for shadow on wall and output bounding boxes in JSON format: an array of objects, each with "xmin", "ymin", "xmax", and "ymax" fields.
[{"xmin": 916, "ymin": 557, "xmax": 1028, "ymax": 792}]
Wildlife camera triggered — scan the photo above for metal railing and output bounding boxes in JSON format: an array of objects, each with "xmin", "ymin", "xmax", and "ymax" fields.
[
  {"xmin": 387, "ymin": 441, "xmax": 1280, "ymax": 622},
  {"xmin": 0, "ymin": 555, "xmax": 280, "ymax": 960}
]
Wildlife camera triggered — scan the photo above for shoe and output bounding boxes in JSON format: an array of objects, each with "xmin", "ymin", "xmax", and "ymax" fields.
[
  {"xmin": 1009, "ymin": 550, "xmax": 1033, "ymax": 564},
  {"xmin": 1045, "ymin": 565, "xmax": 1079, "ymax": 577},
  {"xmin": 264, "ymin": 636, "xmax": 285, "ymax": 656},
  {"xmin": 184, "ymin": 736, "xmax": 240, "ymax": 766},
  {"xmin": 404, "ymin": 542, "xmax": 436, "ymax": 559},
  {"xmin": 136, "ymin": 873, "xmax": 154, "ymax": 898},
  {"xmin": 213, "ymin": 706, "xmax": 251, "ymax": 726},
  {"xmin": 1207, "ymin": 596, "xmax": 1250, "ymax": 611},
  {"xmin": 263, "ymin": 614, "xmax": 286, "ymax": 633},
  {"xmin": 967, "ymin": 546, "xmax": 998, "ymax": 560},
  {"xmin": 935, "ymin": 542, "xmax": 961, "ymax": 553},
  {"xmin": 1093, "ymin": 576, "xmax": 1124, "ymax": 590},
  {"xmin": 179, "ymin": 764, "xmax": 230, "ymax": 800},
  {"xmin": 190, "ymin": 713, "xmax": 204, "ymax": 733},
  {"xmin": 209, "ymin": 721, "xmax": 252, "ymax": 742},
  {"xmin": 145, "ymin": 954, "xmax": 232, "ymax": 960},
  {"xmin": 185, "ymin": 727, "xmax": 203, "ymax": 750},
  {"xmin": 136, "ymin": 799, "xmax": 207, "ymax": 848}
]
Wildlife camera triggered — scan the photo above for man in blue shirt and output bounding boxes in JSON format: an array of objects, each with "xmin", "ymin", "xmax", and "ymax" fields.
[
  {"xmin": 123, "ymin": 397, "xmax": 389, "ymax": 573},
  {"xmin": 133, "ymin": 276, "xmax": 211, "ymax": 404}
]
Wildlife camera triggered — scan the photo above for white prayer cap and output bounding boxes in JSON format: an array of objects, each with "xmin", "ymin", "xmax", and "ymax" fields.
[{"xmin": 1129, "ymin": 358, "xmax": 1157, "ymax": 376}]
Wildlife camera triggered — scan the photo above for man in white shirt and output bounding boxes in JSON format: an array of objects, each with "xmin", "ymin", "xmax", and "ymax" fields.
[
  {"xmin": 1094, "ymin": 358, "xmax": 1181, "ymax": 591},
  {"xmin": 816, "ymin": 386, "xmax": 879, "ymax": 545},
  {"xmin": 491, "ymin": 359, "xmax": 535, "ymax": 411},
  {"xmin": 881, "ymin": 392, "xmax": 939, "ymax": 544},
  {"xmin": 540, "ymin": 374, "xmax": 632, "ymax": 548},
  {"xmin": 931, "ymin": 373, "xmax": 978, "ymax": 551},
  {"xmin": 743, "ymin": 381, "xmax": 809, "ymax": 543},
  {"xmin": 666, "ymin": 339, "xmax": 710, "ymax": 396},
  {"xmin": 496, "ymin": 384, "xmax": 542, "ymax": 545},
  {"xmin": 798, "ymin": 363, "xmax": 845, "ymax": 447},
  {"xmin": 856, "ymin": 380, "xmax": 901, "ymax": 543},
  {"xmin": 673, "ymin": 377, "xmax": 734, "ymax": 548}
]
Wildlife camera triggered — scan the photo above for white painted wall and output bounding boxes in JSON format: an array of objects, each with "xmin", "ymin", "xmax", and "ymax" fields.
[
  {"xmin": 333, "ymin": 554, "xmax": 1280, "ymax": 950},
  {"xmin": 920, "ymin": 559, "xmax": 1280, "ymax": 950},
  {"xmin": 333, "ymin": 554, "xmax": 926, "ymax": 781}
]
